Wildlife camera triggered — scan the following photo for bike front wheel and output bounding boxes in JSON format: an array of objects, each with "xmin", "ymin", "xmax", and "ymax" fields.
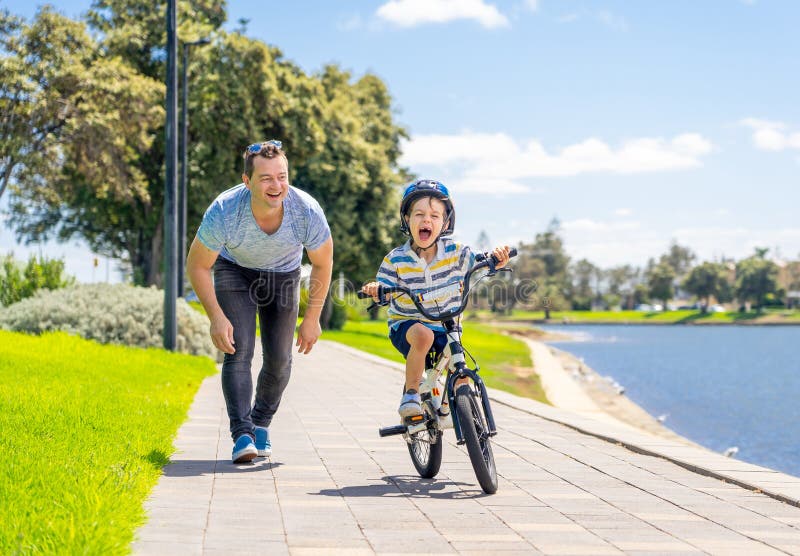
[
  {"xmin": 408, "ymin": 426, "xmax": 443, "ymax": 478},
  {"xmin": 454, "ymin": 384, "xmax": 498, "ymax": 494}
]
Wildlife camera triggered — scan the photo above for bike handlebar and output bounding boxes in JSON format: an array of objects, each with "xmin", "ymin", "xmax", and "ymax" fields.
[{"xmin": 358, "ymin": 248, "xmax": 517, "ymax": 322}]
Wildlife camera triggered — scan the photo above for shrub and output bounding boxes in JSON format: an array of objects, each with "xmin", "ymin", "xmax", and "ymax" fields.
[
  {"xmin": 0, "ymin": 253, "xmax": 75, "ymax": 306},
  {"xmin": 0, "ymin": 283, "xmax": 215, "ymax": 357}
]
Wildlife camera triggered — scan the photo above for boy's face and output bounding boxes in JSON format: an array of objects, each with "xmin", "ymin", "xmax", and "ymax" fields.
[{"xmin": 405, "ymin": 196, "xmax": 446, "ymax": 249}]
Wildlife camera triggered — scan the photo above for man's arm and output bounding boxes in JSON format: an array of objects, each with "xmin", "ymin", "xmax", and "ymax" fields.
[
  {"xmin": 296, "ymin": 236, "xmax": 333, "ymax": 354},
  {"xmin": 186, "ymin": 237, "xmax": 235, "ymax": 354}
]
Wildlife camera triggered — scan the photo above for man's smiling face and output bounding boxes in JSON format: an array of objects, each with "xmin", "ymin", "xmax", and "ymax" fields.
[{"xmin": 244, "ymin": 156, "xmax": 289, "ymax": 209}]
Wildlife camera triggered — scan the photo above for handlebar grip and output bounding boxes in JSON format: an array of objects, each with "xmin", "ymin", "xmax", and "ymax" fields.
[{"xmin": 476, "ymin": 247, "xmax": 518, "ymax": 264}]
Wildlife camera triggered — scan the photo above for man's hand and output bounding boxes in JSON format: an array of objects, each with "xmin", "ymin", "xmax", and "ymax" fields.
[
  {"xmin": 210, "ymin": 314, "xmax": 236, "ymax": 354},
  {"xmin": 296, "ymin": 317, "xmax": 321, "ymax": 354},
  {"xmin": 492, "ymin": 245, "xmax": 511, "ymax": 269}
]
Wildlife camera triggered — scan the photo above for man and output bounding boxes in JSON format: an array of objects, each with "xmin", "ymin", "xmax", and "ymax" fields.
[{"xmin": 187, "ymin": 140, "xmax": 333, "ymax": 463}]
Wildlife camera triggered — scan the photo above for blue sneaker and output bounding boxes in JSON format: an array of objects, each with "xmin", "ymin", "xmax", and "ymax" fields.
[
  {"xmin": 232, "ymin": 435, "xmax": 257, "ymax": 463},
  {"xmin": 254, "ymin": 426, "xmax": 271, "ymax": 457}
]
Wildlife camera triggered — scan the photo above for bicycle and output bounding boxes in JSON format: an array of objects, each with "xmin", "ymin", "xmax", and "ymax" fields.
[{"xmin": 357, "ymin": 248, "xmax": 517, "ymax": 494}]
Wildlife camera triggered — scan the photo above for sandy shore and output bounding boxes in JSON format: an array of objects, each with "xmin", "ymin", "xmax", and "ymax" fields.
[{"xmin": 501, "ymin": 326, "xmax": 698, "ymax": 446}]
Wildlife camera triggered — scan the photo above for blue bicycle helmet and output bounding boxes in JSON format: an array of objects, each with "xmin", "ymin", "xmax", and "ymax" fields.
[{"xmin": 399, "ymin": 179, "xmax": 455, "ymax": 237}]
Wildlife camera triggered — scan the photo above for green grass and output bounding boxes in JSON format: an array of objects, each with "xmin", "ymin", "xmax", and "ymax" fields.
[
  {"xmin": 322, "ymin": 320, "xmax": 548, "ymax": 403},
  {"xmin": 0, "ymin": 330, "xmax": 217, "ymax": 554},
  {"xmin": 475, "ymin": 308, "xmax": 800, "ymax": 324}
]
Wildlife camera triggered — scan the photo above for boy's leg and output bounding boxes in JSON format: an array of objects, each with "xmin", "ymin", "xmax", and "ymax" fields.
[
  {"xmin": 404, "ymin": 323, "xmax": 435, "ymax": 391},
  {"xmin": 395, "ymin": 323, "xmax": 435, "ymax": 418}
]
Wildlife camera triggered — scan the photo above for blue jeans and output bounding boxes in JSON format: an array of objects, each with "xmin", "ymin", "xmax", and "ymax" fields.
[{"xmin": 214, "ymin": 257, "xmax": 300, "ymax": 441}]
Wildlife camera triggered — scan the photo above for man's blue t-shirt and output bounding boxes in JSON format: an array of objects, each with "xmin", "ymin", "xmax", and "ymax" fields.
[{"xmin": 196, "ymin": 184, "xmax": 331, "ymax": 272}]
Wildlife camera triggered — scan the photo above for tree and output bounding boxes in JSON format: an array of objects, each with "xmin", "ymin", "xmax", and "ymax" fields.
[
  {"xmin": 293, "ymin": 66, "xmax": 408, "ymax": 284},
  {"xmin": 4, "ymin": 2, "xmax": 408, "ymax": 290},
  {"xmin": 606, "ymin": 264, "xmax": 639, "ymax": 309},
  {"xmin": 682, "ymin": 262, "xmax": 728, "ymax": 312},
  {"xmin": 647, "ymin": 261, "xmax": 675, "ymax": 310},
  {"xmin": 736, "ymin": 251, "xmax": 780, "ymax": 312},
  {"xmin": 3, "ymin": 7, "xmax": 165, "ymax": 282},
  {"xmin": 569, "ymin": 258, "xmax": 600, "ymax": 310},
  {"xmin": 475, "ymin": 229, "xmax": 491, "ymax": 253},
  {"xmin": 786, "ymin": 261, "xmax": 800, "ymax": 309},
  {"xmin": 1, "ymin": 9, "xmax": 159, "ymax": 203},
  {"xmin": 514, "ymin": 219, "xmax": 570, "ymax": 318},
  {"xmin": 661, "ymin": 240, "xmax": 696, "ymax": 278}
]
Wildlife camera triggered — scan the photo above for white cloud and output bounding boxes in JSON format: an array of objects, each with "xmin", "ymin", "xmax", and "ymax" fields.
[
  {"xmin": 376, "ymin": 0, "xmax": 509, "ymax": 29},
  {"xmin": 597, "ymin": 10, "xmax": 628, "ymax": 31},
  {"xmin": 524, "ymin": 0, "xmax": 539, "ymax": 12},
  {"xmin": 741, "ymin": 117, "xmax": 800, "ymax": 152},
  {"xmin": 614, "ymin": 208, "xmax": 632, "ymax": 217},
  {"xmin": 400, "ymin": 130, "xmax": 715, "ymax": 194},
  {"xmin": 557, "ymin": 12, "xmax": 580, "ymax": 23},
  {"xmin": 556, "ymin": 9, "xmax": 627, "ymax": 30},
  {"xmin": 556, "ymin": 220, "xmax": 800, "ymax": 268},
  {"xmin": 562, "ymin": 219, "xmax": 641, "ymax": 233},
  {"xmin": 337, "ymin": 14, "xmax": 363, "ymax": 31},
  {"xmin": 672, "ymin": 226, "xmax": 800, "ymax": 261}
]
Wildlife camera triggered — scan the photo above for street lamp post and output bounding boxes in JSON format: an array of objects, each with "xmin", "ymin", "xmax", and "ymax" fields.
[
  {"xmin": 164, "ymin": 0, "xmax": 178, "ymax": 350},
  {"xmin": 178, "ymin": 38, "xmax": 210, "ymax": 297}
]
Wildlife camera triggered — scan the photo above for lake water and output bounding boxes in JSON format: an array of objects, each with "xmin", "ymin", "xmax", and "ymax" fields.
[{"xmin": 541, "ymin": 324, "xmax": 800, "ymax": 477}]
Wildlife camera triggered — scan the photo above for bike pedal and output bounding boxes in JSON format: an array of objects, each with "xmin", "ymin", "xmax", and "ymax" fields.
[{"xmin": 403, "ymin": 414, "xmax": 425, "ymax": 425}]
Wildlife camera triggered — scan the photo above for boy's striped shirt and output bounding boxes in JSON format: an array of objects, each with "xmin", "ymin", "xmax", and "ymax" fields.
[{"xmin": 376, "ymin": 237, "xmax": 476, "ymax": 332}]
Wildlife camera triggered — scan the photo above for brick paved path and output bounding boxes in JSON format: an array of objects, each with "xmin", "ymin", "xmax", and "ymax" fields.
[{"xmin": 133, "ymin": 341, "xmax": 800, "ymax": 555}]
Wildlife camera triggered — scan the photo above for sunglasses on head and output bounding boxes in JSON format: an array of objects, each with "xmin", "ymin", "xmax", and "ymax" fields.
[{"xmin": 246, "ymin": 140, "xmax": 283, "ymax": 154}]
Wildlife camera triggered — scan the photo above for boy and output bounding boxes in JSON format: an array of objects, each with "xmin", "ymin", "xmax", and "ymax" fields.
[{"xmin": 361, "ymin": 179, "xmax": 509, "ymax": 418}]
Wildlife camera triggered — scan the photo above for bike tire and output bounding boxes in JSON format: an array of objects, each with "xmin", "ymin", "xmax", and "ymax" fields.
[
  {"xmin": 407, "ymin": 426, "xmax": 443, "ymax": 478},
  {"xmin": 454, "ymin": 384, "xmax": 498, "ymax": 494}
]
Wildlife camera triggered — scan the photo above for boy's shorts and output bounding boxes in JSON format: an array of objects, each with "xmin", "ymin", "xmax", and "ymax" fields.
[{"xmin": 389, "ymin": 320, "xmax": 449, "ymax": 361}]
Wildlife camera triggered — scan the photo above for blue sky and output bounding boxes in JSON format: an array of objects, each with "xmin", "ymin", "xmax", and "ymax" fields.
[{"xmin": 2, "ymin": 0, "xmax": 799, "ymax": 282}]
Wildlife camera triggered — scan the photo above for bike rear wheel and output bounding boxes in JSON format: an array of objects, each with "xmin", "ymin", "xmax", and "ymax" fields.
[
  {"xmin": 454, "ymin": 384, "xmax": 498, "ymax": 494},
  {"xmin": 407, "ymin": 425, "xmax": 443, "ymax": 478}
]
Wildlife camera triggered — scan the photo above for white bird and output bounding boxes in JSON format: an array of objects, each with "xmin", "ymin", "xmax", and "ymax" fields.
[{"xmin": 723, "ymin": 446, "xmax": 739, "ymax": 458}]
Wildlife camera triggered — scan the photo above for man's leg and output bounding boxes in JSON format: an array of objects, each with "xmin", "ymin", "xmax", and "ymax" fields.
[
  {"xmin": 251, "ymin": 269, "xmax": 300, "ymax": 429},
  {"xmin": 214, "ymin": 259, "xmax": 258, "ymax": 442}
]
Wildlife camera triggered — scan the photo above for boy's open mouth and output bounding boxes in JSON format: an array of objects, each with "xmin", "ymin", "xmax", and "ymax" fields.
[
  {"xmin": 418, "ymin": 227, "xmax": 432, "ymax": 242},
  {"xmin": 266, "ymin": 191, "xmax": 281, "ymax": 199}
]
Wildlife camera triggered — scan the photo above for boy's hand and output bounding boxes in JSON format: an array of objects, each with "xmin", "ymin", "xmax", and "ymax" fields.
[
  {"xmin": 361, "ymin": 281, "xmax": 383, "ymax": 301},
  {"xmin": 492, "ymin": 245, "xmax": 511, "ymax": 269}
]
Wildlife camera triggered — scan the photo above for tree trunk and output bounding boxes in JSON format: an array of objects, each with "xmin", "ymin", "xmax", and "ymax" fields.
[
  {"xmin": 367, "ymin": 303, "xmax": 380, "ymax": 321},
  {"xmin": 319, "ymin": 291, "xmax": 333, "ymax": 330},
  {"xmin": 0, "ymin": 159, "xmax": 15, "ymax": 201}
]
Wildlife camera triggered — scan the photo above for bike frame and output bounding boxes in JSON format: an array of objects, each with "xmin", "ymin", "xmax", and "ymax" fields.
[{"xmin": 439, "ymin": 318, "xmax": 497, "ymax": 443}]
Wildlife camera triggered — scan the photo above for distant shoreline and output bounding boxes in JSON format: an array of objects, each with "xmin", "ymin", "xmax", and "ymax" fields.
[{"xmin": 519, "ymin": 319, "xmax": 800, "ymax": 326}]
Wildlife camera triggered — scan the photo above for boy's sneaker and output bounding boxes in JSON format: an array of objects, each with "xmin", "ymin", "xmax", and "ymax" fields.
[
  {"xmin": 232, "ymin": 435, "xmax": 257, "ymax": 463},
  {"xmin": 254, "ymin": 426, "xmax": 271, "ymax": 457},
  {"xmin": 398, "ymin": 390, "xmax": 422, "ymax": 418}
]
